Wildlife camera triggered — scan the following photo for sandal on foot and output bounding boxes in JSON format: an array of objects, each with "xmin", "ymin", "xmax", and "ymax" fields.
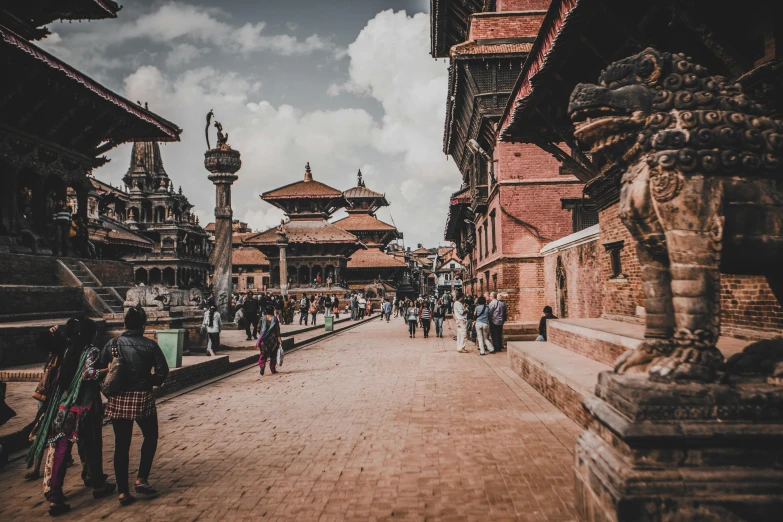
[
  {"xmin": 24, "ymin": 470, "xmax": 40, "ymax": 481},
  {"xmin": 119, "ymin": 495, "xmax": 137, "ymax": 506},
  {"xmin": 48, "ymin": 503, "xmax": 71, "ymax": 516},
  {"xmin": 93, "ymin": 481, "xmax": 116, "ymax": 499},
  {"xmin": 134, "ymin": 483, "xmax": 159, "ymax": 497}
]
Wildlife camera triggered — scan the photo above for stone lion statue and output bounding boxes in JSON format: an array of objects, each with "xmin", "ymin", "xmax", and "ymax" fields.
[
  {"xmin": 568, "ymin": 48, "xmax": 783, "ymax": 382},
  {"xmin": 124, "ymin": 286, "xmax": 203, "ymax": 311}
]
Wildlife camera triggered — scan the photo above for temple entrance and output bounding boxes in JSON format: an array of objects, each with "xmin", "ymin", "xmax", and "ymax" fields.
[
  {"xmin": 149, "ymin": 268, "xmax": 162, "ymax": 285},
  {"xmin": 135, "ymin": 268, "xmax": 148, "ymax": 285},
  {"xmin": 162, "ymin": 267, "xmax": 176, "ymax": 286}
]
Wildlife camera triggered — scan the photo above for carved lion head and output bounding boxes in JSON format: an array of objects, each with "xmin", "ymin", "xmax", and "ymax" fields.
[{"xmin": 568, "ymin": 48, "xmax": 781, "ymax": 176}]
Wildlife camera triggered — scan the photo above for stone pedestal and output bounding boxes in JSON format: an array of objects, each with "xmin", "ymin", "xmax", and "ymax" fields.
[
  {"xmin": 204, "ymin": 148, "xmax": 241, "ymax": 322},
  {"xmin": 575, "ymin": 372, "xmax": 783, "ymax": 522}
]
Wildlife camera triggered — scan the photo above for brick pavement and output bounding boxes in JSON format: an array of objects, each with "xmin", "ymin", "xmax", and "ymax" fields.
[{"xmin": 0, "ymin": 318, "xmax": 580, "ymax": 521}]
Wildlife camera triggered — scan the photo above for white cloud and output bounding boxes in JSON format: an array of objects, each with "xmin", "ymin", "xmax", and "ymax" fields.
[
  {"xmin": 39, "ymin": 2, "xmax": 345, "ymax": 67},
  {"xmin": 242, "ymin": 208, "xmax": 286, "ymax": 232},
  {"xmin": 71, "ymin": 7, "xmax": 458, "ymax": 247},
  {"xmin": 165, "ymin": 43, "xmax": 209, "ymax": 68}
]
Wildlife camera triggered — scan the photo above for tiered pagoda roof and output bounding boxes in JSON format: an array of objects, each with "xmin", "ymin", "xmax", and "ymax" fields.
[
  {"xmin": 261, "ymin": 162, "xmax": 348, "ymax": 218},
  {"xmin": 244, "ymin": 219, "xmax": 359, "ymax": 246},
  {"xmin": 347, "ymin": 249, "xmax": 409, "ymax": 269},
  {"xmin": 335, "ymin": 170, "xmax": 401, "ymax": 255},
  {"xmin": 333, "ymin": 213, "xmax": 396, "ymax": 232}
]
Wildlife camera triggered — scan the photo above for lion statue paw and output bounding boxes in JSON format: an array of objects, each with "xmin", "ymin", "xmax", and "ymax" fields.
[
  {"xmin": 648, "ymin": 346, "xmax": 724, "ymax": 383},
  {"xmin": 614, "ymin": 339, "xmax": 673, "ymax": 374}
]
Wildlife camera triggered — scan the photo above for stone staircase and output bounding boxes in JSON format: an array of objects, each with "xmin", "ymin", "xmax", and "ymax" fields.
[
  {"xmin": 508, "ymin": 318, "xmax": 753, "ymax": 428},
  {"xmin": 61, "ymin": 259, "xmax": 98, "ymax": 288},
  {"xmin": 59, "ymin": 259, "xmax": 125, "ymax": 314}
]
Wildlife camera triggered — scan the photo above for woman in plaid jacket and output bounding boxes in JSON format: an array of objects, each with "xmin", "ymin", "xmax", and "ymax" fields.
[{"xmin": 99, "ymin": 306, "xmax": 168, "ymax": 506}]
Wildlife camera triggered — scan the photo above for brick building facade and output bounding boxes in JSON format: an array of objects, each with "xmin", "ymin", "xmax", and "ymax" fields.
[{"xmin": 434, "ymin": 0, "xmax": 589, "ymax": 322}]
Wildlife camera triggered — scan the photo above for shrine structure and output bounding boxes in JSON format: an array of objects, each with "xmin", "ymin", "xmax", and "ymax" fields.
[
  {"xmin": 116, "ymin": 140, "xmax": 210, "ymax": 287},
  {"xmin": 243, "ymin": 163, "xmax": 362, "ymax": 294},
  {"xmin": 333, "ymin": 171, "xmax": 407, "ymax": 296}
]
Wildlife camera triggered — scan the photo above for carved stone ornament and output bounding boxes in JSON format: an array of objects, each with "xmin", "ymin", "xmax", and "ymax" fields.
[
  {"xmin": 568, "ymin": 48, "xmax": 783, "ymax": 383},
  {"xmin": 204, "ymin": 148, "xmax": 242, "ymax": 176}
]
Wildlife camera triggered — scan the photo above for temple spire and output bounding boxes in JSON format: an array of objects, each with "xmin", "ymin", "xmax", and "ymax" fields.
[
  {"xmin": 304, "ymin": 162, "xmax": 313, "ymax": 182},
  {"xmin": 357, "ymin": 169, "xmax": 365, "ymax": 187}
]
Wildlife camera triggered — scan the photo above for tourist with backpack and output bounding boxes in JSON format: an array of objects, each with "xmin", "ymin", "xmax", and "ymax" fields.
[
  {"xmin": 473, "ymin": 296, "xmax": 495, "ymax": 355},
  {"xmin": 299, "ymin": 295, "xmax": 309, "ymax": 325}
]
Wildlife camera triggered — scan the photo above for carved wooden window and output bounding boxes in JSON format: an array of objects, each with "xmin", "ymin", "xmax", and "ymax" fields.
[
  {"xmin": 492, "ymin": 273, "xmax": 497, "ymax": 291},
  {"xmin": 490, "ymin": 210, "xmax": 497, "ymax": 253},
  {"xmin": 562, "ymin": 198, "xmax": 599, "ymax": 233},
  {"xmin": 603, "ymin": 240, "xmax": 626, "ymax": 279},
  {"xmin": 483, "ymin": 221, "xmax": 489, "ymax": 257},
  {"xmin": 477, "ymin": 228, "xmax": 483, "ymax": 260}
]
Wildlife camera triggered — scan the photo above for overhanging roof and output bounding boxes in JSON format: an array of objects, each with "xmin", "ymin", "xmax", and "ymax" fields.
[{"xmin": 0, "ymin": 26, "xmax": 181, "ymax": 154}]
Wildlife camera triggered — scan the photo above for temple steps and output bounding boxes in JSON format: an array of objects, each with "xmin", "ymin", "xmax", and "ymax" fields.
[
  {"xmin": 509, "ymin": 318, "xmax": 758, "ymax": 429},
  {"xmin": 501, "ymin": 322, "xmax": 538, "ymax": 343}
]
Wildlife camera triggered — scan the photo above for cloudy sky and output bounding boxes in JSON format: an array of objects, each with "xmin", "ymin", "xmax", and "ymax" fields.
[{"xmin": 41, "ymin": 0, "xmax": 460, "ymax": 247}]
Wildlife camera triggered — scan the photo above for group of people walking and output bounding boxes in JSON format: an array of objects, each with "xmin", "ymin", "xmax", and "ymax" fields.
[
  {"xmin": 391, "ymin": 296, "xmax": 446, "ymax": 339},
  {"xmin": 14, "ymin": 306, "xmax": 168, "ymax": 516},
  {"xmin": 391, "ymin": 292, "xmax": 508, "ymax": 355}
]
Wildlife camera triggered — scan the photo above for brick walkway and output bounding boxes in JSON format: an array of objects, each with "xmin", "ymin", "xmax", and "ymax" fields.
[{"xmin": 0, "ymin": 318, "xmax": 580, "ymax": 521}]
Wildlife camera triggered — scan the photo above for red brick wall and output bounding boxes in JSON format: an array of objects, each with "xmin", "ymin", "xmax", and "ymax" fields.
[
  {"xmin": 560, "ymin": 203, "xmax": 783, "ymax": 339},
  {"xmin": 598, "ymin": 205, "xmax": 644, "ymax": 323},
  {"xmin": 468, "ymin": 12, "xmax": 546, "ymax": 40},
  {"xmin": 543, "ymin": 238, "xmax": 603, "ymax": 320},
  {"xmin": 82, "ymin": 259, "xmax": 134, "ymax": 286},
  {"xmin": 509, "ymin": 345, "xmax": 591, "ymax": 428},
  {"xmin": 0, "ymin": 253, "xmax": 60, "ymax": 285},
  {"xmin": 466, "ymin": 141, "xmax": 583, "ymax": 322},
  {"xmin": 494, "ymin": 142, "xmax": 562, "ymax": 181},
  {"xmin": 496, "ymin": 0, "xmax": 551, "ymax": 12},
  {"xmin": 721, "ymin": 276, "xmax": 783, "ymax": 337}
]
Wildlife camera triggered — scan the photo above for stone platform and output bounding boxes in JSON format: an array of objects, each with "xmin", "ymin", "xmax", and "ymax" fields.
[{"xmin": 508, "ymin": 318, "xmax": 755, "ymax": 428}]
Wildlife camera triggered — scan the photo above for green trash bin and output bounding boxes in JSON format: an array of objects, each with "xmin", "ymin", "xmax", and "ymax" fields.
[
  {"xmin": 157, "ymin": 329, "xmax": 185, "ymax": 368},
  {"xmin": 324, "ymin": 315, "xmax": 334, "ymax": 332}
]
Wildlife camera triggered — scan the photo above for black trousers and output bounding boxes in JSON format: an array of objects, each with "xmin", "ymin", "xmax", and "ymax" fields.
[
  {"xmin": 421, "ymin": 319, "xmax": 431, "ymax": 337},
  {"xmin": 490, "ymin": 323, "xmax": 504, "ymax": 351},
  {"xmin": 111, "ymin": 414, "xmax": 159, "ymax": 495},
  {"xmin": 245, "ymin": 314, "xmax": 258, "ymax": 338}
]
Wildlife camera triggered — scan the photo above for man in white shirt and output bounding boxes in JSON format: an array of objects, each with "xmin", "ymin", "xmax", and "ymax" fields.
[{"xmin": 453, "ymin": 293, "xmax": 468, "ymax": 353}]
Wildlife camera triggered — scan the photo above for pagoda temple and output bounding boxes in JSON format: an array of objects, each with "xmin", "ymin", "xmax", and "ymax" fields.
[
  {"xmin": 333, "ymin": 171, "xmax": 408, "ymax": 293},
  {"xmin": 109, "ymin": 140, "xmax": 210, "ymax": 287},
  {"xmin": 244, "ymin": 163, "xmax": 362, "ymax": 292}
]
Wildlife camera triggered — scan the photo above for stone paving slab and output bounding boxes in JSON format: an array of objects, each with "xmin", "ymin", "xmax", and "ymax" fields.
[{"xmin": 0, "ymin": 317, "xmax": 579, "ymax": 521}]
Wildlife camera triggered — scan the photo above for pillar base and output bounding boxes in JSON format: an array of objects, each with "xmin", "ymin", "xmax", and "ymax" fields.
[{"xmin": 575, "ymin": 372, "xmax": 783, "ymax": 522}]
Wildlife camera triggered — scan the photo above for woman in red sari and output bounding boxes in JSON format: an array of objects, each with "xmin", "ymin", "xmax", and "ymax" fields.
[{"xmin": 256, "ymin": 307, "xmax": 282, "ymax": 376}]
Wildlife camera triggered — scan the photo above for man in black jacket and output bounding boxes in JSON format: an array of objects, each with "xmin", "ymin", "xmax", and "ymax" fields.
[{"xmin": 242, "ymin": 292, "xmax": 259, "ymax": 340}]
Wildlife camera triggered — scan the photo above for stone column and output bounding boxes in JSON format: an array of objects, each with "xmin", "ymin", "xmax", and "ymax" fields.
[
  {"xmin": 278, "ymin": 239, "xmax": 289, "ymax": 298},
  {"xmin": 204, "ymin": 148, "xmax": 241, "ymax": 322}
]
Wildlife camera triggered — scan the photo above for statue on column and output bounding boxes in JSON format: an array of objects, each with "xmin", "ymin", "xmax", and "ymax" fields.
[{"xmin": 569, "ymin": 48, "xmax": 783, "ymax": 383}]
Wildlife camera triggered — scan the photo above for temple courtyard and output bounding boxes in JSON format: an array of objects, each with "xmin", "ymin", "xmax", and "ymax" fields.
[{"xmin": 0, "ymin": 318, "xmax": 579, "ymax": 521}]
